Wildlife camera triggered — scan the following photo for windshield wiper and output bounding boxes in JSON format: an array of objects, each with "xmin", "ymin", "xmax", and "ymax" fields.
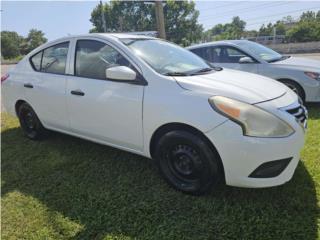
[
  {"xmin": 268, "ymin": 55, "xmax": 290, "ymax": 63},
  {"xmin": 191, "ymin": 67, "xmax": 214, "ymax": 75},
  {"xmin": 164, "ymin": 72, "xmax": 189, "ymax": 76}
]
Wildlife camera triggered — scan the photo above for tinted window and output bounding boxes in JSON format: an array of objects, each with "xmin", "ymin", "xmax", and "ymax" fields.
[
  {"xmin": 191, "ymin": 47, "xmax": 223, "ymax": 63},
  {"xmin": 41, "ymin": 42, "xmax": 69, "ymax": 74},
  {"xmin": 192, "ymin": 47, "xmax": 212, "ymax": 62},
  {"xmin": 75, "ymin": 40, "xmax": 130, "ymax": 80},
  {"xmin": 190, "ymin": 48, "xmax": 204, "ymax": 58},
  {"xmin": 30, "ymin": 51, "xmax": 42, "ymax": 71},
  {"xmin": 220, "ymin": 47, "xmax": 249, "ymax": 63}
]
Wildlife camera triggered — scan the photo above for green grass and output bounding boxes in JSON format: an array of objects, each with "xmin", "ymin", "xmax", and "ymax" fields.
[{"xmin": 1, "ymin": 105, "xmax": 320, "ymax": 240}]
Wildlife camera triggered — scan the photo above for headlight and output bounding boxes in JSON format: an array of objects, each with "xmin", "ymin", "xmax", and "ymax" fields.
[
  {"xmin": 305, "ymin": 72, "xmax": 320, "ymax": 81},
  {"xmin": 209, "ymin": 96, "xmax": 295, "ymax": 138}
]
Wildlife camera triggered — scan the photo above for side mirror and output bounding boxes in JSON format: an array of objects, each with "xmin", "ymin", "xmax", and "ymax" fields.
[
  {"xmin": 106, "ymin": 66, "xmax": 136, "ymax": 81},
  {"xmin": 239, "ymin": 56, "xmax": 254, "ymax": 64}
]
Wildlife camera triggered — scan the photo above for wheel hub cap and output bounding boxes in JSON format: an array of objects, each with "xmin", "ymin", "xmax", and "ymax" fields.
[
  {"xmin": 170, "ymin": 145, "xmax": 202, "ymax": 178},
  {"xmin": 25, "ymin": 112, "xmax": 35, "ymax": 129}
]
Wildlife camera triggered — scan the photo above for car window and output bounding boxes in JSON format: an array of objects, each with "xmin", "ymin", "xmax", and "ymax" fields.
[
  {"xmin": 237, "ymin": 41, "xmax": 282, "ymax": 62},
  {"xmin": 211, "ymin": 47, "xmax": 223, "ymax": 62},
  {"xmin": 221, "ymin": 47, "xmax": 249, "ymax": 63},
  {"xmin": 41, "ymin": 42, "xmax": 69, "ymax": 74},
  {"xmin": 191, "ymin": 47, "xmax": 223, "ymax": 63},
  {"xmin": 30, "ymin": 51, "xmax": 43, "ymax": 71},
  {"xmin": 75, "ymin": 40, "xmax": 131, "ymax": 80}
]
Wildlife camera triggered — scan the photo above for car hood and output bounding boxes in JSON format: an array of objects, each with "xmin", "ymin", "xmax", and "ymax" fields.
[
  {"xmin": 271, "ymin": 56, "xmax": 320, "ymax": 71},
  {"xmin": 175, "ymin": 69, "xmax": 288, "ymax": 104}
]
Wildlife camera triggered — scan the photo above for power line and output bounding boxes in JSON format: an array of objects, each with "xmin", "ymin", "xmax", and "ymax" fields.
[
  {"xmin": 245, "ymin": 7, "xmax": 320, "ymax": 23},
  {"xmin": 201, "ymin": 6, "xmax": 319, "ymax": 29},
  {"xmin": 197, "ymin": 2, "xmax": 244, "ymax": 13},
  {"xmin": 246, "ymin": 9, "xmax": 320, "ymax": 27},
  {"xmin": 201, "ymin": 2, "xmax": 288, "ymax": 20}
]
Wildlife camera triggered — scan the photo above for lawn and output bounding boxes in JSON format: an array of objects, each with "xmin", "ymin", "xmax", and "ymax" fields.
[{"xmin": 1, "ymin": 105, "xmax": 319, "ymax": 240}]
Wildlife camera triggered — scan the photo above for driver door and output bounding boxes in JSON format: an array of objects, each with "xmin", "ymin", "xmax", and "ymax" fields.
[
  {"xmin": 66, "ymin": 39, "xmax": 144, "ymax": 152},
  {"xmin": 216, "ymin": 46, "xmax": 259, "ymax": 73}
]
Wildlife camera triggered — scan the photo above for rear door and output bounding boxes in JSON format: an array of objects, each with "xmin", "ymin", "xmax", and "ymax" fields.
[
  {"xmin": 66, "ymin": 38, "xmax": 144, "ymax": 152},
  {"xmin": 25, "ymin": 41, "xmax": 70, "ymax": 130}
]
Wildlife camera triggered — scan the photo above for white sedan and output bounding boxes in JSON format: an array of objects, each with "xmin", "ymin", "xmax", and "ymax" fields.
[
  {"xmin": 187, "ymin": 40, "xmax": 320, "ymax": 102},
  {"xmin": 2, "ymin": 34, "xmax": 306, "ymax": 194}
]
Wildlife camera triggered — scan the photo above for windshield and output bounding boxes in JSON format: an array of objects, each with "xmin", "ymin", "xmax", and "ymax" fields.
[
  {"xmin": 120, "ymin": 38, "xmax": 212, "ymax": 75},
  {"xmin": 237, "ymin": 41, "xmax": 283, "ymax": 62}
]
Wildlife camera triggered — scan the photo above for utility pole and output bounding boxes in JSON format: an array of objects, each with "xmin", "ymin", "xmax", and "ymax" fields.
[
  {"xmin": 100, "ymin": 0, "xmax": 107, "ymax": 32},
  {"xmin": 273, "ymin": 26, "xmax": 276, "ymax": 44},
  {"xmin": 154, "ymin": 0, "xmax": 166, "ymax": 39}
]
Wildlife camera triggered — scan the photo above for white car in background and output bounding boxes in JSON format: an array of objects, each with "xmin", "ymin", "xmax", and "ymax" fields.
[
  {"xmin": 187, "ymin": 40, "xmax": 320, "ymax": 103},
  {"xmin": 2, "ymin": 34, "xmax": 307, "ymax": 194}
]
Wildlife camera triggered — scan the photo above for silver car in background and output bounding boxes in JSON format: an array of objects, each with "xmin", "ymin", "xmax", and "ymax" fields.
[{"xmin": 187, "ymin": 40, "xmax": 320, "ymax": 102}]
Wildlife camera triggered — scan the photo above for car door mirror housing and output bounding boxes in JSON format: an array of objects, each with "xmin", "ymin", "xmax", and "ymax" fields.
[
  {"xmin": 239, "ymin": 56, "xmax": 255, "ymax": 64},
  {"xmin": 106, "ymin": 66, "xmax": 137, "ymax": 81}
]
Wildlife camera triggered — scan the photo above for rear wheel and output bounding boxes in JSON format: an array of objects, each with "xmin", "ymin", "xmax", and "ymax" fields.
[
  {"xmin": 280, "ymin": 79, "xmax": 305, "ymax": 102},
  {"xmin": 155, "ymin": 130, "xmax": 222, "ymax": 195},
  {"xmin": 17, "ymin": 103, "xmax": 47, "ymax": 140}
]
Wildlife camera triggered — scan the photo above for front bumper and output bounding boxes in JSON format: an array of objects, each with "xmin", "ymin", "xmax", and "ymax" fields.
[
  {"xmin": 205, "ymin": 115, "xmax": 305, "ymax": 188},
  {"xmin": 304, "ymin": 79, "xmax": 320, "ymax": 102}
]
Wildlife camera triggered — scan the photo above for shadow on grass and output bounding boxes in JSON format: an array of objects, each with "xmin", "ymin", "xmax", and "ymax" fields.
[
  {"xmin": 1, "ymin": 127, "xmax": 318, "ymax": 240},
  {"xmin": 306, "ymin": 103, "xmax": 320, "ymax": 120}
]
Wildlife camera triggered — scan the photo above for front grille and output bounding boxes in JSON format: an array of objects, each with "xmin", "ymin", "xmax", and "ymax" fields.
[{"xmin": 285, "ymin": 102, "xmax": 308, "ymax": 128}]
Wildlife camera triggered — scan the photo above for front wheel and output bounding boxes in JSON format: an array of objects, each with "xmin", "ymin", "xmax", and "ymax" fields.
[
  {"xmin": 155, "ymin": 130, "xmax": 222, "ymax": 195},
  {"xmin": 17, "ymin": 103, "xmax": 47, "ymax": 140},
  {"xmin": 280, "ymin": 80, "xmax": 305, "ymax": 102}
]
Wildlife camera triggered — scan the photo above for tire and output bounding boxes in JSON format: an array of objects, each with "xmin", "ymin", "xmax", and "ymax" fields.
[
  {"xmin": 17, "ymin": 103, "xmax": 47, "ymax": 140},
  {"xmin": 280, "ymin": 80, "xmax": 305, "ymax": 103},
  {"xmin": 154, "ymin": 130, "xmax": 222, "ymax": 195}
]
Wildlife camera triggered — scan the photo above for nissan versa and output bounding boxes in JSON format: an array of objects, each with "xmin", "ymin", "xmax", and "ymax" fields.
[{"xmin": 2, "ymin": 34, "xmax": 307, "ymax": 194}]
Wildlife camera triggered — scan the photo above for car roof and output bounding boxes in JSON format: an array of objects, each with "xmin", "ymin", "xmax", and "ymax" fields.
[
  {"xmin": 26, "ymin": 33, "xmax": 157, "ymax": 57},
  {"xmin": 51, "ymin": 33, "xmax": 156, "ymax": 43},
  {"xmin": 187, "ymin": 40, "xmax": 250, "ymax": 49}
]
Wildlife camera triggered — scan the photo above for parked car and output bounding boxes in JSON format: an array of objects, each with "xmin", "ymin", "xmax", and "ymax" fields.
[
  {"xmin": 2, "ymin": 34, "xmax": 307, "ymax": 194},
  {"xmin": 187, "ymin": 40, "xmax": 320, "ymax": 103}
]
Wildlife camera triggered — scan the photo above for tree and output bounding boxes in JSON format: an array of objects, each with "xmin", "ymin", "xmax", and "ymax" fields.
[
  {"xmin": 89, "ymin": 0, "xmax": 203, "ymax": 45},
  {"xmin": 210, "ymin": 24, "xmax": 224, "ymax": 36},
  {"xmin": 163, "ymin": 0, "xmax": 203, "ymax": 46},
  {"xmin": 317, "ymin": 10, "xmax": 320, "ymax": 20},
  {"xmin": 90, "ymin": 1, "xmax": 154, "ymax": 33},
  {"xmin": 1, "ymin": 31, "xmax": 23, "ymax": 59},
  {"xmin": 274, "ymin": 21, "xmax": 286, "ymax": 35},
  {"xmin": 259, "ymin": 23, "xmax": 273, "ymax": 36},
  {"xmin": 230, "ymin": 16, "xmax": 246, "ymax": 38},
  {"xmin": 286, "ymin": 20, "xmax": 320, "ymax": 42},
  {"xmin": 22, "ymin": 29, "xmax": 47, "ymax": 55},
  {"xmin": 300, "ymin": 11, "xmax": 316, "ymax": 21},
  {"xmin": 206, "ymin": 16, "xmax": 246, "ymax": 40}
]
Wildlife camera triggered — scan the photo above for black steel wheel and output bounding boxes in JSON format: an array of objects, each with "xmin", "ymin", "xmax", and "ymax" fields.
[
  {"xmin": 18, "ymin": 102, "xmax": 47, "ymax": 140},
  {"xmin": 155, "ymin": 130, "xmax": 222, "ymax": 195}
]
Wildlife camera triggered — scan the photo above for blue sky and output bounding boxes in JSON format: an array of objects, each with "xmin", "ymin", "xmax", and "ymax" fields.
[{"xmin": 1, "ymin": 1, "xmax": 320, "ymax": 41}]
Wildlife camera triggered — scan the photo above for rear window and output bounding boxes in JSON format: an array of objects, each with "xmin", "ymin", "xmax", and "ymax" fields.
[
  {"xmin": 41, "ymin": 42, "xmax": 69, "ymax": 74},
  {"xmin": 29, "ymin": 42, "xmax": 69, "ymax": 75}
]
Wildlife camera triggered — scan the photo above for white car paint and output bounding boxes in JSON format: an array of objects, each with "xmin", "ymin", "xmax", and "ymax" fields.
[
  {"xmin": 2, "ymin": 34, "xmax": 306, "ymax": 189},
  {"xmin": 187, "ymin": 40, "xmax": 320, "ymax": 102}
]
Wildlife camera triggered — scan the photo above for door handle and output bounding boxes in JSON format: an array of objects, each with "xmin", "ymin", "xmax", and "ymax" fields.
[
  {"xmin": 71, "ymin": 90, "xmax": 85, "ymax": 96},
  {"xmin": 24, "ymin": 83, "xmax": 33, "ymax": 88}
]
